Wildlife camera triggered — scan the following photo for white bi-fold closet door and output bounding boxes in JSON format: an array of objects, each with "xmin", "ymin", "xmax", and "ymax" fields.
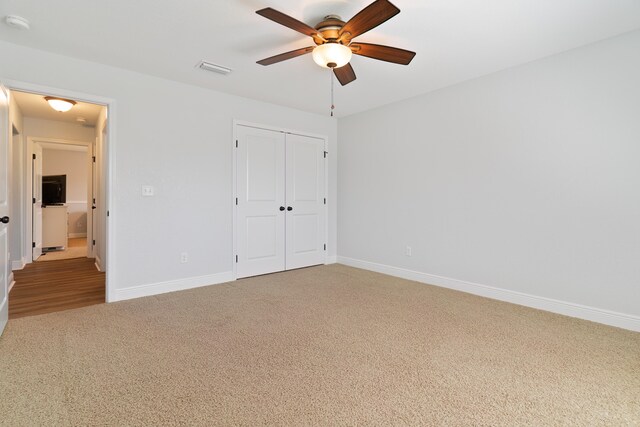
[{"xmin": 236, "ymin": 124, "xmax": 326, "ymax": 279}]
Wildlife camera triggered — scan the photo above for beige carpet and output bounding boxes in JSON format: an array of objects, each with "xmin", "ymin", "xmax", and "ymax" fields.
[
  {"xmin": 38, "ymin": 237, "xmax": 87, "ymax": 261},
  {"xmin": 0, "ymin": 264, "xmax": 638, "ymax": 426}
]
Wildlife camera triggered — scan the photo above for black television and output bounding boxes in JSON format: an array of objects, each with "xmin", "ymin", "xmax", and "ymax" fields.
[{"xmin": 42, "ymin": 175, "xmax": 66, "ymax": 205}]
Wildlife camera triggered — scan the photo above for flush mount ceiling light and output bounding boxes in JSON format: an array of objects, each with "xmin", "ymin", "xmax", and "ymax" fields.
[
  {"xmin": 312, "ymin": 43, "xmax": 352, "ymax": 69},
  {"xmin": 5, "ymin": 15, "xmax": 30, "ymax": 30},
  {"xmin": 44, "ymin": 96, "xmax": 77, "ymax": 112}
]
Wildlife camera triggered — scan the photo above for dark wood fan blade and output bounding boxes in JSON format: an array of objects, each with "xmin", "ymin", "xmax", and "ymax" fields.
[
  {"xmin": 256, "ymin": 8, "xmax": 318, "ymax": 37},
  {"xmin": 333, "ymin": 63, "xmax": 357, "ymax": 86},
  {"xmin": 339, "ymin": 0, "xmax": 400, "ymax": 41},
  {"xmin": 257, "ymin": 46, "xmax": 315, "ymax": 66},
  {"xmin": 351, "ymin": 43, "xmax": 415, "ymax": 65}
]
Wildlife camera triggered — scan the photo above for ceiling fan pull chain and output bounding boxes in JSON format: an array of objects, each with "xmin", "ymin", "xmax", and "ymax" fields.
[{"xmin": 330, "ymin": 70, "xmax": 335, "ymax": 117}]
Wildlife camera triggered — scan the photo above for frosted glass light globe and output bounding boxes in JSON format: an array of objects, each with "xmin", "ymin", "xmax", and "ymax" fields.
[
  {"xmin": 45, "ymin": 97, "xmax": 76, "ymax": 112},
  {"xmin": 312, "ymin": 43, "xmax": 352, "ymax": 68}
]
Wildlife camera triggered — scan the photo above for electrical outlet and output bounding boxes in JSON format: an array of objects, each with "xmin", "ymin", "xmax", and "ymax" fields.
[
  {"xmin": 180, "ymin": 252, "xmax": 188, "ymax": 263},
  {"xmin": 142, "ymin": 185, "xmax": 154, "ymax": 196},
  {"xmin": 405, "ymin": 246, "xmax": 412, "ymax": 257}
]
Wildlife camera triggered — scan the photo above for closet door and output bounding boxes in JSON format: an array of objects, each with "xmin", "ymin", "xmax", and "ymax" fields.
[
  {"xmin": 236, "ymin": 126, "xmax": 286, "ymax": 278},
  {"xmin": 285, "ymin": 133, "xmax": 325, "ymax": 270}
]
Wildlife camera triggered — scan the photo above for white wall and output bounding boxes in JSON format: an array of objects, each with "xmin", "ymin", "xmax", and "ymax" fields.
[
  {"xmin": 94, "ymin": 107, "xmax": 107, "ymax": 270},
  {"xmin": 42, "ymin": 147, "xmax": 88, "ymax": 236},
  {"xmin": 338, "ymin": 30, "xmax": 640, "ymax": 324},
  {"xmin": 0, "ymin": 40, "xmax": 338, "ymax": 300},
  {"xmin": 8, "ymin": 92, "xmax": 24, "ymax": 269},
  {"xmin": 23, "ymin": 117, "xmax": 95, "ymax": 142}
]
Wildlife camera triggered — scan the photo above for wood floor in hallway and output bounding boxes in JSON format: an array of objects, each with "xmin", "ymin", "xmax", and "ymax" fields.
[{"xmin": 10, "ymin": 257, "xmax": 105, "ymax": 319}]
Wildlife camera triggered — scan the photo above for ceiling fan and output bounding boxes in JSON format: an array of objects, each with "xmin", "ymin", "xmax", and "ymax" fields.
[{"xmin": 256, "ymin": 0, "xmax": 416, "ymax": 86}]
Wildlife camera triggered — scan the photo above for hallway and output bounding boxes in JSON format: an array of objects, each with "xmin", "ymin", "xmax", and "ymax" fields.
[
  {"xmin": 38, "ymin": 237, "xmax": 88, "ymax": 262},
  {"xmin": 10, "ymin": 258, "xmax": 105, "ymax": 319}
]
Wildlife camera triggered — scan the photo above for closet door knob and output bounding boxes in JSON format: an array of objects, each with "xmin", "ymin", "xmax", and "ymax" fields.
[
  {"xmin": 287, "ymin": 206, "xmax": 293, "ymax": 211},
  {"xmin": 0, "ymin": 216, "xmax": 9, "ymax": 224},
  {"xmin": 279, "ymin": 206, "xmax": 285, "ymax": 211}
]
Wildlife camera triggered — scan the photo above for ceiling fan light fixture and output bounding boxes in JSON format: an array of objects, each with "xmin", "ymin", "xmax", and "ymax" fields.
[
  {"xmin": 312, "ymin": 43, "xmax": 352, "ymax": 69},
  {"xmin": 44, "ymin": 96, "xmax": 77, "ymax": 112}
]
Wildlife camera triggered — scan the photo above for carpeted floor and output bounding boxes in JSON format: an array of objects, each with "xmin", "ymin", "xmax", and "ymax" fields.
[
  {"xmin": 0, "ymin": 264, "xmax": 638, "ymax": 425},
  {"xmin": 38, "ymin": 237, "xmax": 87, "ymax": 261}
]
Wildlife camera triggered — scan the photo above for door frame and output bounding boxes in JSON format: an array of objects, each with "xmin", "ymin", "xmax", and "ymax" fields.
[
  {"xmin": 1, "ymin": 83, "xmax": 10, "ymax": 335},
  {"xmin": 30, "ymin": 141, "xmax": 43, "ymax": 261},
  {"xmin": 4, "ymin": 79, "xmax": 117, "ymax": 302},
  {"xmin": 26, "ymin": 137, "xmax": 94, "ymax": 262},
  {"xmin": 232, "ymin": 120, "xmax": 329, "ymax": 280}
]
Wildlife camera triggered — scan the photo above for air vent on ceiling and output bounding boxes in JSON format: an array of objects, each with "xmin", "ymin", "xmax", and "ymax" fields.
[
  {"xmin": 5, "ymin": 15, "xmax": 30, "ymax": 30},
  {"xmin": 196, "ymin": 61, "xmax": 232, "ymax": 75}
]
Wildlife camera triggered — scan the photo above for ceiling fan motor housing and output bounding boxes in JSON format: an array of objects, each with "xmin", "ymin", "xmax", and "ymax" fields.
[{"xmin": 314, "ymin": 15, "xmax": 347, "ymax": 44}]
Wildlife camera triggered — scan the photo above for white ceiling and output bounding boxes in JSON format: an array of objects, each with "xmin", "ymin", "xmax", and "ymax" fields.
[
  {"xmin": 40, "ymin": 142, "xmax": 88, "ymax": 152},
  {"xmin": 1, "ymin": 0, "xmax": 639, "ymax": 117},
  {"xmin": 12, "ymin": 90, "xmax": 103, "ymax": 126}
]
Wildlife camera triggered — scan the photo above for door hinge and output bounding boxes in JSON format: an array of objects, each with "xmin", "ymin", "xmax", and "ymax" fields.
[
  {"xmin": 324, "ymin": 198, "xmax": 326, "ymax": 205},
  {"xmin": 107, "ymin": 210, "xmax": 110, "ymax": 217},
  {"xmin": 235, "ymin": 140, "xmax": 238, "ymax": 148},
  {"xmin": 32, "ymin": 242, "xmax": 35, "ymax": 248},
  {"xmin": 32, "ymin": 153, "xmax": 36, "ymax": 160},
  {"xmin": 93, "ymin": 198, "xmax": 96, "ymax": 204},
  {"xmin": 32, "ymin": 198, "xmax": 36, "ymax": 204},
  {"xmin": 324, "ymin": 244, "xmax": 326, "ymax": 251},
  {"xmin": 235, "ymin": 197, "xmax": 238, "ymax": 205},
  {"xmin": 324, "ymin": 151, "xmax": 327, "ymax": 158},
  {"xmin": 93, "ymin": 240, "xmax": 96, "ymax": 246},
  {"xmin": 92, "ymin": 156, "xmax": 96, "ymax": 162},
  {"xmin": 235, "ymin": 255, "xmax": 238, "ymax": 263}
]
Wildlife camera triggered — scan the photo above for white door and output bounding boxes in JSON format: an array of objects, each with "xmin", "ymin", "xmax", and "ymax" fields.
[
  {"xmin": 32, "ymin": 143, "xmax": 43, "ymax": 260},
  {"xmin": 0, "ymin": 84, "xmax": 10, "ymax": 335},
  {"xmin": 236, "ymin": 125, "xmax": 286, "ymax": 278},
  {"xmin": 236, "ymin": 125, "xmax": 326, "ymax": 278},
  {"xmin": 285, "ymin": 134, "xmax": 326, "ymax": 269}
]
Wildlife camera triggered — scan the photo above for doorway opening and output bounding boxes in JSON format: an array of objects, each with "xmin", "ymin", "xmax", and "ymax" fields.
[
  {"xmin": 32, "ymin": 140, "xmax": 92, "ymax": 262},
  {"xmin": 7, "ymin": 88, "xmax": 109, "ymax": 318}
]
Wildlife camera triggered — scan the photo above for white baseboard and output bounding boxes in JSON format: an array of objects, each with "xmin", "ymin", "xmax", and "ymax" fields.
[
  {"xmin": 325, "ymin": 255, "xmax": 337, "ymax": 264},
  {"xmin": 0, "ymin": 297, "xmax": 6, "ymax": 333},
  {"xmin": 112, "ymin": 271, "xmax": 235, "ymax": 302},
  {"xmin": 8, "ymin": 274, "xmax": 15, "ymax": 293},
  {"xmin": 337, "ymin": 256, "xmax": 640, "ymax": 332},
  {"xmin": 69, "ymin": 232, "xmax": 87, "ymax": 238},
  {"xmin": 11, "ymin": 257, "xmax": 26, "ymax": 271}
]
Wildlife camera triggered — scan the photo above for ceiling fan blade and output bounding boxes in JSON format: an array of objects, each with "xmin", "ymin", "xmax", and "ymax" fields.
[
  {"xmin": 256, "ymin": 8, "xmax": 318, "ymax": 38},
  {"xmin": 333, "ymin": 63, "xmax": 357, "ymax": 86},
  {"xmin": 257, "ymin": 47, "xmax": 315, "ymax": 66},
  {"xmin": 339, "ymin": 0, "xmax": 400, "ymax": 42},
  {"xmin": 350, "ymin": 43, "xmax": 416, "ymax": 65}
]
